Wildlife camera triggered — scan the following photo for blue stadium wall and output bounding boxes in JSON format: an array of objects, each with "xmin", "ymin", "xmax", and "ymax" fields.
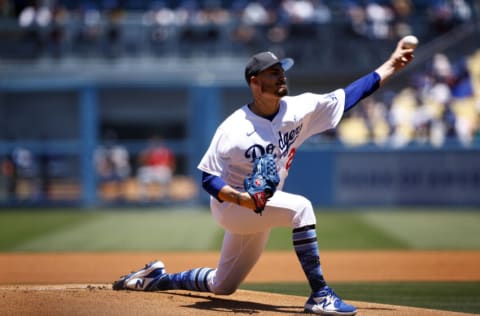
[{"xmin": 285, "ymin": 148, "xmax": 480, "ymax": 207}]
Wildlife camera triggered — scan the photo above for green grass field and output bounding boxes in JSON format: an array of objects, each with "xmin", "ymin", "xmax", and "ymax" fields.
[
  {"xmin": 1, "ymin": 207, "xmax": 479, "ymax": 314},
  {"xmin": 241, "ymin": 281, "xmax": 480, "ymax": 314}
]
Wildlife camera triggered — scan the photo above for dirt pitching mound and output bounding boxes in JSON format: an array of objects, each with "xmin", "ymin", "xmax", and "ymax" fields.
[
  {"xmin": 0, "ymin": 284, "xmax": 471, "ymax": 316},
  {"xmin": 1, "ymin": 251, "xmax": 479, "ymax": 315}
]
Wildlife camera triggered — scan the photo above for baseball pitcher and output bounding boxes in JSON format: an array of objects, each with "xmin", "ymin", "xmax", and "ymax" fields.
[{"xmin": 113, "ymin": 37, "xmax": 416, "ymax": 315}]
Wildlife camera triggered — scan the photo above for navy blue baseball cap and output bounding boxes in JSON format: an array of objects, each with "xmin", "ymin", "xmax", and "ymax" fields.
[{"xmin": 244, "ymin": 51, "xmax": 294, "ymax": 84}]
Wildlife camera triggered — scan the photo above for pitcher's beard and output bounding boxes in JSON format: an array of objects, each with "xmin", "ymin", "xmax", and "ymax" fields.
[
  {"xmin": 277, "ymin": 86, "xmax": 289, "ymax": 97},
  {"xmin": 260, "ymin": 84, "xmax": 289, "ymax": 97}
]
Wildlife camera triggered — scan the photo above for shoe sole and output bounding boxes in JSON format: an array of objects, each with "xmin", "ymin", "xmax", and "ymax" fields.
[
  {"xmin": 304, "ymin": 306, "xmax": 357, "ymax": 316},
  {"xmin": 112, "ymin": 261, "xmax": 165, "ymax": 291}
]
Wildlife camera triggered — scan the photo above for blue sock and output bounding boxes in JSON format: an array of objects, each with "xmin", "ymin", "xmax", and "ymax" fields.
[
  {"xmin": 293, "ymin": 224, "xmax": 327, "ymax": 292},
  {"xmin": 167, "ymin": 267, "xmax": 215, "ymax": 292}
]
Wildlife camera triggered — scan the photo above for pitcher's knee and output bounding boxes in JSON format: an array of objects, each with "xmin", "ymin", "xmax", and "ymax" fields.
[
  {"xmin": 206, "ymin": 270, "xmax": 239, "ymax": 295},
  {"xmin": 292, "ymin": 195, "xmax": 316, "ymax": 227},
  {"xmin": 211, "ymin": 285, "xmax": 237, "ymax": 295}
]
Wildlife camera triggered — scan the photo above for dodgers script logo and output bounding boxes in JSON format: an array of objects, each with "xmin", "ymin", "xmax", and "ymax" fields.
[
  {"xmin": 244, "ymin": 124, "xmax": 303, "ymax": 162},
  {"xmin": 278, "ymin": 123, "xmax": 302, "ymax": 157}
]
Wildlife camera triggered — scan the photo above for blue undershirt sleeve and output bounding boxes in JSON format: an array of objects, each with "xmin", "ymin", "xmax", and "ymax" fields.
[
  {"xmin": 202, "ymin": 171, "xmax": 227, "ymax": 202},
  {"xmin": 344, "ymin": 71, "xmax": 381, "ymax": 112}
]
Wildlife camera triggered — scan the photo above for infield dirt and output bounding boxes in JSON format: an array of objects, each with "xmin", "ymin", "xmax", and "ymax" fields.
[{"xmin": 1, "ymin": 251, "xmax": 479, "ymax": 315}]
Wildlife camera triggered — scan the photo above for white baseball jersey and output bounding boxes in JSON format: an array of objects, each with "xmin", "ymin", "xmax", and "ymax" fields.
[{"xmin": 198, "ymin": 89, "xmax": 346, "ymax": 192}]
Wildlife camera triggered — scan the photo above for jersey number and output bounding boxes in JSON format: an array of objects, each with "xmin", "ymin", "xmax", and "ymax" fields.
[{"xmin": 286, "ymin": 148, "xmax": 296, "ymax": 170}]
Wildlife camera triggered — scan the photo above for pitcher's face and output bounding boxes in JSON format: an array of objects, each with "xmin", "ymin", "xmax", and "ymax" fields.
[{"xmin": 255, "ymin": 64, "xmax": 289, "ymax": 97}]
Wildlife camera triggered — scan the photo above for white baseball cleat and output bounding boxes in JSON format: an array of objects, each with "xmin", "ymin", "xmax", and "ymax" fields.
[
  {"xmin": 112, "ymin": 260, "xmax": 166, "ymax": 291},
  {"xmin": 304, "ymin": 286, "xmax": 357, "ymax": 315}
]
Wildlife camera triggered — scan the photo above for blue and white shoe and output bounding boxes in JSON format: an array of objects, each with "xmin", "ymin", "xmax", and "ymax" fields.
[
  {"xmin": 304, "ymin": 286, "xmax": 357, "ymax": 315},
  {"xmin": 112, "ymin": 260, "xmax": 166, "ymax": 291}
]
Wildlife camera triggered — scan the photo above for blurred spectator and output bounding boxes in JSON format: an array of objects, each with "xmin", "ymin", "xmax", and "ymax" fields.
[
  {"xmin": 47, "ymin": 3, "xmax": 69, "ymax": 58},
  {"xmin": 365, "ymin": 2, "xmax": 394, "ymax": 39},
  {"xmin": 0, "ymin": 0, "xmax": 14, "ymax": 18},
  {"xmin": 390, "ymin": 0, "xmax": 414, "ymax": 38},
  {"xmin": 142, "ymin": 1, "xmax": 176, "ymax": 56},
  {"xmin": 311, "ymin": 0, "xmax": 331, "ymax": 24},
  {"xmin": 10, "ymin": 147, "xmax": 39, "ymax": 200},
  {"xmin": 452, "ymin": 0, "xmax": 472, "ymax": 22},
  {"xmin": 364, "ymin": 98, "xmax": 391, "ymax": 146},
  {"xmin": 386, "ymin": 87, "xmax": 417, "ymax": 148},
  {"xmin": 241, "ymin": 1, "xmax": 270, "ymax": 25},
  {"xmin": 18, "ymin": 1, "xmax": 51, "ymax": 28},
  {"xmin": 1, "ymin": 154, "xmax": 17, "ymax": 200},
  {"xmin": 281, "ymin": 0, "xmax": 315, "ymax": 23},
  {"xmin": 345, "ymin": 2, "xmax": 368, "ymax": 37},
  {"xmin": 174, "ymin": 0, "xmax": 230, "ymax": 56},
  {"xmin": 450, "ymin": 56, "xmax": 474, "ymax": 99},
  {"xmin": 344, "ymin": 1, "xmax": 395, "ymax": 39},
  {"xmin": 428, "ymin": 0, "xmax": 472, "ymax": 35},
  {"xmin": 136, "ymin": 136, "xmax": 176, "ymax": 202},
  {"xmin": 71, "ymin": 2, "xmax": 102, "ymax": 57},
  {"xmin": 102, "ymin": 6, "xmax": 125, "ymax": 58},
  {"xmin": 425, "ymin": 53, "xmax": 477, "ymax": 146},
  {"xmin": 95, "ymin": 131, "xmax": 131, "ymax": 201}
]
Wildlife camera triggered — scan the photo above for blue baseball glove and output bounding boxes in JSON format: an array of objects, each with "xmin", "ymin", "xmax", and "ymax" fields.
[{"xmin": 244, "ymin": 154, "xmax": 280, "ymax": 215}]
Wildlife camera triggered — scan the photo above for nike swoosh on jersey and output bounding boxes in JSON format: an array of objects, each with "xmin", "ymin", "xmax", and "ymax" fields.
[{"xmin": 246, "ymin": 130, "xmax": 256, "ymax": 136}]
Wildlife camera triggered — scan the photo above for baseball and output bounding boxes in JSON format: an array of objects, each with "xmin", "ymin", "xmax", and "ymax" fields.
[{"xmin": 401, "ymin": 35, "xmax": 419, "ymax": 49}]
